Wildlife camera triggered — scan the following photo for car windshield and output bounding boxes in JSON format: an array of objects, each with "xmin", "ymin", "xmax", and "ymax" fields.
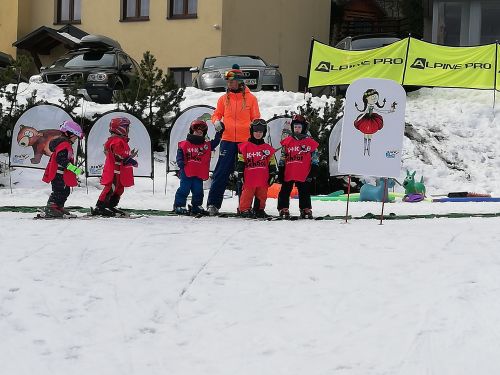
[
  {"xmin": 203, "ymin": 56, "xmax": 267, "ymax": 69},
  {"xmin": 55, "ymin": 51, "xmax": 116, "ymax": 68},
  {"xmin": 351, "ymin": 37, "xmax": 400, "ymax": 50}
]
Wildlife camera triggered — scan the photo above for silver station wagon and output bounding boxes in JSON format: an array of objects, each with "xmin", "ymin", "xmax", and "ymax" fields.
[{"xmin": 190, "ymin": 55, "xmax": 283, "ymax": 92}]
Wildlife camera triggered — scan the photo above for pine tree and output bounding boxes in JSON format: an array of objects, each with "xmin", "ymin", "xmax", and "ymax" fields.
[{"xmin": 117, "ymin": 51, "xmax": 184, "ymax": 150}]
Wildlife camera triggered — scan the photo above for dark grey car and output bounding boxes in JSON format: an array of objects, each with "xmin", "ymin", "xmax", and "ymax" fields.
[
  {"xmin": 30, "ymin": 36, "xmax": 140, "ymax": 104},
  {"xmin": 191, "ymin": 55, "xmax": 283, "ymax": 92}
]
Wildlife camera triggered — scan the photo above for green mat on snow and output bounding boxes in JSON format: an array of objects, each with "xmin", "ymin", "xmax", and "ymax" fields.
[{"xmin": 1, "ymin": 206, "xmax": 499, "ymax": 220}]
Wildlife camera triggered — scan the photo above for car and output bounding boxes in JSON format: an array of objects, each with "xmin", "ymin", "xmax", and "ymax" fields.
[
  {"xmin": 29, "ymin": 35, "xmax": 140, "ymax": 104},
  {"xmin": 322, "ymin": 34, "xmax": 402, "ymax": 97},
  {"xmin": 190, "ymin": 55, "xmax": 283, "ymax": 92}
]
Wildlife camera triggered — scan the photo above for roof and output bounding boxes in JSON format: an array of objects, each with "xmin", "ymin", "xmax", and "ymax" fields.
[
  {"xmin": 0, "ymin": 51, "xmax": 13, "ymax": 67},
  {"xmin": 13, "ymin": 25, "xmax": 88, "ymax": 54}
]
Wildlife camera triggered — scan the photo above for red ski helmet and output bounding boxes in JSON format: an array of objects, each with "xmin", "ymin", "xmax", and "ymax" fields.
[
  {"xmin": 189, "ymin": 119, "xmax": 208, "ymax": 136},
  {"xmin": 109, "ymin": 117, "xmax": 130, "ymax": 136}
]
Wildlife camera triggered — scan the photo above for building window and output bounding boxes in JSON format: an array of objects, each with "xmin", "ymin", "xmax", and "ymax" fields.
[
  {"xmin": 56, "ymin": 0, "xmax": 81, "ymax": 24},
  {"xmin": 170, "ymin": 68, "xmax": 193, "ymax": 88},
  {"xmin": 122, "ymin": 0, "xmax": 150, "ymax": 21},
  {"xmin": 481, "ymin": 3, "xmax": 500, "ymax": 44},
  {"xmin": 169, "ymin": 0, "xmax": 197, "ymax": 19},
  {"xmin": 436, "ymin": 3, "xmax": 461, "ymax": 46}
]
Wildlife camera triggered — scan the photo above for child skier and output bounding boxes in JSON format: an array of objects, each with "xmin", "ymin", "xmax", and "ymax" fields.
[
  {"xmin": 236, "ymin": 119, "xmax": 277, "ymax": 218},
  {"xmin": 41, "ymin": 120, "xmax": 84, "ymax": 218},
  {"xmin": 174, "ymin": 119, "xmax": 222, "ymax": 215},
  {"xmin": 92, "ymin": 117, "xmax": 138, "ymax": 216},
  {"xmin": 277, "ymin": 114, "xmax": 319, "ymax": 219}
]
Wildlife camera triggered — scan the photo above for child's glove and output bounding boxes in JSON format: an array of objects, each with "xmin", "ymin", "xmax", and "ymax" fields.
[
  {"xmin": 124, "ymin": 157, "xmax": 138, "ymax": 167},
  {"xmin": 268, "ymin": 172, "xmax": 277, "ymax": 186},
  {"xmin": 214, "ymin": 120, "xmax": 224, "ymax": 132},
  {"xmin": 236, "ymin": 171, "xmax": 244, "ymax": 184},
  {"xmin": 66, "ymin": 163, "xmax": 83, "ymax": 175},
  {"xmin": 130, "ymin": 148, "xmax": 139, "ymax": 158},
  {"xmin": 306, "ymin": 164, "xmax": 319, "ymax": 182}
]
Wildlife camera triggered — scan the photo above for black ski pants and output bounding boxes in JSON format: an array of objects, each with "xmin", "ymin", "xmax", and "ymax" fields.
[
  {"xmin": 277, "ymin": 180, "xmax": 312, "ymax": 210},
  {"xmin": 48, "ymin": 175, "xmax": 70, "ymax": 207}
]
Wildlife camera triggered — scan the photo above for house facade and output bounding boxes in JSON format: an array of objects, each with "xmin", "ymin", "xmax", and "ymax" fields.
[
  {"xmin": 0, "ymin": 0, "xmax": 331, "ymax": 91},
  {"xmin": 424, "ymin": 0, "xmax": 500, "ymax": 45}
]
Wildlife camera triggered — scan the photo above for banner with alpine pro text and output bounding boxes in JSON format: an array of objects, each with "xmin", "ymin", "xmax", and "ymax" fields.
[
  {"xmin": 308, "ymin": 38, "xmax": 408, "ymax": 88},
  {"xmin": 404, "ymin": 38, "xmax": 496, "ymax": 89}
]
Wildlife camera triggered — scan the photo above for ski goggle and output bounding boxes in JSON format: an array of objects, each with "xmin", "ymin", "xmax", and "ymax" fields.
[
  {"xmin": 251, "ymin": 119, "xmax": 267, "ymax": 127},
  {"xmin": 190, "ymin": 120, "xmax": 208, "ymax": 132}
]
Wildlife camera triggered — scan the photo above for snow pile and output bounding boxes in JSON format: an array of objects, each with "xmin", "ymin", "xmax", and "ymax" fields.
[{"xmin": 2, "ymin": 83, "xmax": 499, "ymax": 194}]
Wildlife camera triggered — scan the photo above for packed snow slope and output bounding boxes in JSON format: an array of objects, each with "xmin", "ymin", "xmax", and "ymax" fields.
[{"xmin": 1, "ymin": 84, "xmax": 500, "ymax": 375}]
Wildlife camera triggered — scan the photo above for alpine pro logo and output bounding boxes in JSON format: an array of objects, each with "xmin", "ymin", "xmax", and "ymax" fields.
[
  {"xmin": 314, "ymin": 58, "xmax": 403, "ymax": 72},
  {"xmin": 315, "ymin": 61, "xmax": 331, "ymax": 72},
  {"xmin": 410, "ymin": 57, "xmax": 491, "ymax": 70}
]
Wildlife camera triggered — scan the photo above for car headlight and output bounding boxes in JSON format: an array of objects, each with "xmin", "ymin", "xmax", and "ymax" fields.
[
  {"xmin": 202, "ymin": 71, "xmax": 222, "ymax": 79},
  {"xmin": 264, "ymin": 69, "xmax": 277, "ymax": 76},
  {"xmin": 87, "ymin": 73, "xmax": 108, "ymax": 82},
  {"xmin": 29, "ymin": 75, "xmax": 43, "ymax": 84}
]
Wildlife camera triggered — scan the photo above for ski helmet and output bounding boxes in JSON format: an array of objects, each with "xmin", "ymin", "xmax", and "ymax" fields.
[
  {"xmin": 225, "ymin": 64, "xmax": 244, "ymax": 82},
  {"xmin": 291, "ymin": 114, "xmax": 308, "ymax": 134},
  {"xmin": 250, "ymin": 118, "xmax": 267, "ymax": 138},
  {"xmin": 189, "ymin": 119, "xmax": 208, "ymax": 137},
  {"xmin": 109, "ymin": 117, "xmax": 130, "ymax": 136},
  {"xmin": 60, "ymin": 120, "xmax": 84, "ymax": 139}
]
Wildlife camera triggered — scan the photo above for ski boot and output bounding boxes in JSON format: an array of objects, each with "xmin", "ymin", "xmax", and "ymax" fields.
[
  {"xmin": 92, "ymin": 201, "xmax": 116, "ymax": 216},
  {"xmin": 190, "ymin": 205, "xmax": 208, "ymax": 216},
  {"xmin": 254, "ymin": 209, "xmax": 269, "ymax": 219},
  {"xmin": 239, "ymin": 209, "xmax": 254, "ymax": 218},
  {"xmin": 279, "ymin": 208, "xmax": 290, "ymax": 219},
  {"xmin": 43, "ymin": 202, "xmax": 64, "ymax": 218},
  {"xmin": 174, "ymin": 206, "xmax": 190, "ymax": 215},
  {"xmin": 58, "ymin": 205, "xmax": 77, "ymax": 218},
  {"xmin": 109, "ymin": 207, "xmax": 129, "ymax": 217},
  {"xmin": 300, "ymin": 208, "xmax": 313, "ymax": 219},
  {"xmin": 207, "ymin": 205, "xmax": 219, "ymax": 216}
]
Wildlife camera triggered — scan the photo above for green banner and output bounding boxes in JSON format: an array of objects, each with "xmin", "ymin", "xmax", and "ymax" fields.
[
  {"xmin": 308, "ymin": 39, "xmax": 409, "ymax": 88},
  {"xmin": 404, "ymin": 38, "xmax": 496, "ymax": 89}
]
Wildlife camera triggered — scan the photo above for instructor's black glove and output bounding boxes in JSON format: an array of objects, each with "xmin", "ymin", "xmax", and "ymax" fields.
[{"xmin": 277, "ymin": 166, "xmax": 285, "ymax": 184}]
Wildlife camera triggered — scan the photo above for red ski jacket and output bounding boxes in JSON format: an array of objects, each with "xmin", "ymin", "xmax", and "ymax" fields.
[
  {"xmin": 42, "ymin": 140, "xmax": 78, "ymax": 187},
  {"xmin": 281, "ymin": 136, "xmax": 319, "ymax": 182},
  {"xmin": 238, "ymin": 141, "xmax": 276, "ymax": 188},
  {"xmin": 100, "ymin": 135, "xmax": 134, "ymax": 187},
  {"xmin": 178, "ymin": 139, "xmax": 213, "ymax": 180}
]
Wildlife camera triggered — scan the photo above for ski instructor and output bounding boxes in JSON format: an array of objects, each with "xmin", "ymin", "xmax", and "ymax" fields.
[{"xmin": 207, "ymin": 64, "xmax": 261, "ymax": 216}]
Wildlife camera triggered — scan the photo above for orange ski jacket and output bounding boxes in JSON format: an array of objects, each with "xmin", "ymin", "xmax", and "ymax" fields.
[{"xmin": 211, "ymin": 87, "xmax": 260, "ymax": 143}]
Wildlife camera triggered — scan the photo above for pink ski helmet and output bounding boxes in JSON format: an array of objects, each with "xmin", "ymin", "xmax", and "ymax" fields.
[{"xmin": 60, "ymin": 120, "xmax": 84, "ymax": 139}]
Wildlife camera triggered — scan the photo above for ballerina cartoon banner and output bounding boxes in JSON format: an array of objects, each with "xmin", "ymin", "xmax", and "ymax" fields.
[{"xmin": 338, "ymin": 78, "xmax": 406, "ymax": 178}]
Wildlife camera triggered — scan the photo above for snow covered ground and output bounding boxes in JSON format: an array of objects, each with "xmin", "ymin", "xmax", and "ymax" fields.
[{"xmin": 1, "ymin": 84, "xmax": 500, "ymax": 375}]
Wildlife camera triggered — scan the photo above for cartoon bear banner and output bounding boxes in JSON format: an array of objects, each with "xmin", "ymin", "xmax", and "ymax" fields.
[
  {"xmin": 86, "ymin": 111, "xmax": 153, "ymax": 178},
  {"xmin": 10, "ymin": 105, "xmax": 75, "ymax": 169},
  {"xmin": 168, "ymin": 105, "xmax": 217, "ymax": 171},
  {"xmin": 338, "ymin": 78, "xmax": 406, "ymax": 178}
]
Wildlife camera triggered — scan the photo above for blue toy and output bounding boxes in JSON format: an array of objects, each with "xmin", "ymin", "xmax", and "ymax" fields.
[{"xmin": 359, "ymin": 178, "xmax": 396, "ymax": 202}]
